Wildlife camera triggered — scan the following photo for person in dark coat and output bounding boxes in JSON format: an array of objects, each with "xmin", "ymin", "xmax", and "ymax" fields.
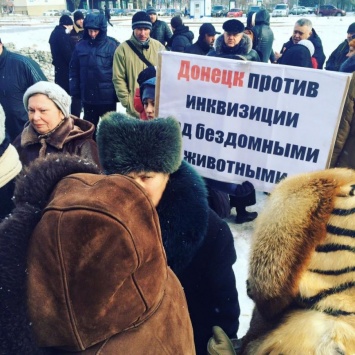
[
  {"xmin": 250, "ymin": 8, "xmax": 274, "ymax": 63},
  {"xmin": 104, "ymin": 5, "xmax": 113, "ymax": 26},
  {"xmin": 146, "ymin": 6, "xmax": 172, "ymax": 47},
  {"xmin": 326, "ymin": 22, "xmax": 355, "ymax": 71},
  {"xmin": 275, "ymin": 18, "xmax": 325, "ymax": 69},
  {"xmin": 49, "ymin": 15, "xmax": 73, "ymax": 94},
  {"xmin": 97, "ymin": 113, "xmax": 240, "ymax": 355},
  {"xmin": 13, "ymin": 81, "xmax": 100, "ymax": 167},
  {"xmin": 185, "ymin": 23, "xmax": 220, "ymax": 55},
  {"xmin": 0, "ymin": 103, "xmax": 22, "ymax": 220},
  {"xmin": 339, "ymin": 38, "xmax": 355, "ymax": 73},
  {"xmin": 0, "ymin": 39, "xmax": 47, "ymax": 142},
  {"xmin": 277, "ymin": 40, "xmax": 313, "ymax": 68},
  {"xmin": 168, "ymin": 15, "xmax": 194, "ymax": 52},
  {"xmin": 70, "ymin": 10, "xmax": 85, "ymax": 46},
  {"xmin": 70, "ymin": 13, "xmax": 119, "ymax": 137},
  {"xmin": 208, "ymin": 19, "xmax": 260, "ymax": 61}
]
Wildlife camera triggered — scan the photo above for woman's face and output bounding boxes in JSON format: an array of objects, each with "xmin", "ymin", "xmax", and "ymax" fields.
[
  {"xmin": 127, "ymin": 172, "xmax": 169, "ymax": 207},
  {"xmin": 347, "ymin": 46, "xmax": 355, "ymax": 58},
  {"xmin": 28, "ymin": 94, "xmax": 64, "ymax": 134},
  {"xmin": 143, "ymin": 98, "xmax": 155, "ymax": 120}
]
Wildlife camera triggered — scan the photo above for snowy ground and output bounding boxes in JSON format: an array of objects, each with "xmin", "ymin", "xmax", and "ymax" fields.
[{"xmin": 1, "ymin": 13, "xmax": 354, "ymax": 338}]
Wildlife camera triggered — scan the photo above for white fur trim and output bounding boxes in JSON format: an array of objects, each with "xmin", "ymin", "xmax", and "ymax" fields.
[{"xmin": 0, "ymin": 144, "xmax": 22, "ymax": 188}]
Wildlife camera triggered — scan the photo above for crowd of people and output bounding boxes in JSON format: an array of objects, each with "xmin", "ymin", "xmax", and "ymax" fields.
[{"xmin": 1, "ymin": 7, "xmax": 355, "ymax": 355}]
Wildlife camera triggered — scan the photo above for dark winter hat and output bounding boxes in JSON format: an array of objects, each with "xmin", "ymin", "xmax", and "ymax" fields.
[
  {"xmin": 59, "ymin": 14, "xmax": 73, "ymax": 26},
  {"xmin": 137, "ymin": 66, "xmax": 157, "ymax": 86},
  {"xmin": 199, "ymin": 23, "xmax": 220, "ymax": 36},
  {"xmin": 171, "ymin": 15, "xmax": 183, "ymax": 29},
  {"xmin": 348, "ymin": 22, "xmax": 355, "ymax": 34},
  {"xmin": 146, "ymin": 6, "xmax": 157, "ymax": 15},
  {"xmin": 132, "ymin": 11, "xmax": 152, "ymax": 30},
  {"xmin": 141, "ymin": 77, "xmax": 156, "ymax": 102},
  {"xmin": 23, "ymin": 81, "xmax": 71, "ymax": 118},
  {"xmin": 223, "ymin": 19, "xmax": 244, "ymax": 34},
  {"xmin": 73, "ymin": 10, "xmax": 84, "ymax": 22},
  {"xmin": 97, "ymin": 113, "xmax": 182, "ymax": 175}
]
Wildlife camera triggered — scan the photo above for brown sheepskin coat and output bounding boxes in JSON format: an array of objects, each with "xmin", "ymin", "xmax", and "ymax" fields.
[{"xmin": 241, "ymin": 168, "xmax": 355, "ymax": 354}]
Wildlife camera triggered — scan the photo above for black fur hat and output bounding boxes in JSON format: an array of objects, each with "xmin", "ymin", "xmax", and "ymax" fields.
[{"xmin": 97, "ymin": 112, "xmax": 182, "ymax": 175}]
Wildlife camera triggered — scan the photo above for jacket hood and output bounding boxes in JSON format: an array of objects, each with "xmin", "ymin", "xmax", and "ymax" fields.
[
  {"xmin": 174, "ymin": 25, "xmax": 194, "ymax": 41},
  {"xmin": 21, "ymin": 116, "xmax": 95, "ymax": 150},
  {"xmin": 157, "ymin": 160, "xmax": 209, "ymax": 275},
  {"xmin": 213, "ymin": 33, "xmax": 252, "ymax": 56},
  {"xmin": 27, "ymin": 172, "xmax": 169, "ymax": 350},
  {"xmin": 255, "ymin": 8, "xmax": 270, "ymax": 25},
  {"xmin": 83, "ymin": 13, "xmax": 107, "ymax": 42}
]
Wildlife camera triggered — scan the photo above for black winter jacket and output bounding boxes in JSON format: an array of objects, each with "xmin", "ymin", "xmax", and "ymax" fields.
[
  {"xmin": 208, "ymin": 33, "xmax": 260, "ymax": 62},
  {"xmin": 326, "ymin": 39, "xmax": 349, "ymax": 72},
  {"xmin": 278, "ymin": 43, "xmax": 313, "ymax": 68},
  {"xmin": 49, "ymin": 25, "xmax": 73, "ymax": 93},
  {"xmin": 168, "ymin": 25, "xmax": 194, "ymax": 52},
  {"xmin": 279, "ymin": 28, "xmax": 326, "ymax": 69},
  {"xmin": 69, "ymin": 14, "xmax": 119, "ymax": 105},
  {"xmin": 0, "ymin": 47, "xmax": 47, "ymax": 142},
  {"xmin": 252, "ymin": 9, "xmax": 274, "ymax": 63},
  {"xmin": 151, "ymin": 19, "xmax": 172, "ymax": 46},
  {"xmin": 339, "ymin": 55, "xmax": 355, "ymax": 73},
  {"xmin": 185, "ymin": 36, "xmax": 212, "ymax": 55},
  {"xmin": 157, "ymin": 161, "xmax": 240, "ymax": 355}
]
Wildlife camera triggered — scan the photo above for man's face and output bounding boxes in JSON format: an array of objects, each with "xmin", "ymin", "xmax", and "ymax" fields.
[
  {"xmin": 292, "ymin": 24, "xmax": 311, "ymax": 44},
  {"xmin": 203, "ymin": 34, "xmax": 216, "ymax": 47},
  {"xmin": 88, "ymin": 29, "xmax": 100, "ymax": 39},
  {"xmin": 76, "ymin": 19, "xmax": 84, "ymax": 28},
  {"xmin": 134, "ymin": 27, "xmax": 150, "ymax": 42},
  {"xmin": 223, "ymin": 32, "xmax": 243, "ymax": 47},
  {"xmin": 149, "ymin": 13, "xmax": 157, "ymax": 23},
  {"xmin": 347, "ymin": 32, "xmax": 355, "ymax": 42}
]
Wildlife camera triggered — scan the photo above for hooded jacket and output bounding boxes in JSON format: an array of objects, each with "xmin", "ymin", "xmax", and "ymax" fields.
[
  {"xmin": 241, "ymin": 169, "xmax": 355, "ymax": 354},
  {"xmin": 49, "ymin": 24, "xmax": 73, "ymax": 93},
  {"xmin": 0, "ymin": 46, "xmax": 47, "ymax": 142},
  {"xmin": 69, "ymin": 14, "xmax": 119, "ymax": 105},
  {"xmin": 207, "ymin": 33, "xmax": 260, "ymax": 61},
  {"xmin": 251, "ymin": 9, "xmax": 274, "ymax": 63},
  {"xmin": 279, "ymin": 28, "xmax": 326, "ymax": 69},
  {"xmin": 112, "ymin": 34, "xmax": 165, "ymax": 117},
  {"xmin": 151, "ymin": 19, "xmax": 172, "ymax": 46},
  {"xmin": 168, "ymin": 24, "xmax": 194, "ymax": 52},
  {"xmin": 0, "ymin": 154, "xmax": 195, "ymax": 354},
  {"xmin": 156, "ymin": 160, "xmax": 240, "ymax": 355},
  {"xmin": 326, "ymin": 39, "xmax": 349, "ymax": 72},
  {"xmin": 13, "ymin": 115, "xmax": 100, "ymax": 167},
  {"xmin": 277, "ymin": 43, "xmax": 313, "ymax": 68}
]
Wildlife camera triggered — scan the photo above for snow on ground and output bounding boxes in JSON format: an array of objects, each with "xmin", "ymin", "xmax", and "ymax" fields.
[{"xmin": 1, "ymin": 13, "xmax": 354, "ymax": 338}]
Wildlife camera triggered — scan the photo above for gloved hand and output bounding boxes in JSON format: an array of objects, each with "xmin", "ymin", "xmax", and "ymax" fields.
[{"xmin": 207, "ymin": 326, "xmax": 236, "ymax": 355}]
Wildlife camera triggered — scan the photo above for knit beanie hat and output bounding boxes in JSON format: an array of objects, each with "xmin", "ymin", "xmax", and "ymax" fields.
[
  {"xmin": 146, "ymin": 6, "xmax": 157, "ymax": 15},
  {"xmin": 298, "ymin": 39, "xmax": 315, "ymax": 56},
  {"xmin": 59, "ymin": 14, "xmax": 73, "ymax": 26},
  {"xmin": 141, "ymin": 77, "xmax": 156, "ymax": 102},
  {"xmin": 23, "ymin": 81, "xmax": 71, "ymax": 118},
  {"xmin": 348, "ymin": 22, "xmax": 355, "ymax": 34},
  {"xmin": 97, "ymin": 112, "xmax": 182, "ymax": 175},
  {"xmin": 132, "ymin": 11, "xmax": 152, "ymax": 30},
  {"xmin": 0, "ymin": 103, "xmax": 5, "ymax": 145},
  {"xmin": 171, "ymin": 15, "xmax": 183, "ymax": 29},
  {"xmin": 74, "ymin": 10, "xmax": 84, "ymax": 22}
]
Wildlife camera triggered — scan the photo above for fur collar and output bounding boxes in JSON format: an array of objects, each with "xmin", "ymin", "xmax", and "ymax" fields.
[
  {"xmin": 157, "ymin": 160, "xmax": 209, "ymax": 275},
  {"xmin": 213, "ymin": 33, "xmax": 253, "ymax": 57}
]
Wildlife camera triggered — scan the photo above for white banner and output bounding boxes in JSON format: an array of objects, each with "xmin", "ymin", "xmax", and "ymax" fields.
[{"xmin": 157, "ymin": 51, "xmax": 351, "ymax": 192}]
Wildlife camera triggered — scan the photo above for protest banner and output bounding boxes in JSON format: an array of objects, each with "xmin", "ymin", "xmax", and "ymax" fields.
[{"xmin": 157, "ymin": 51, "xmax": 351, "ymax": 192}]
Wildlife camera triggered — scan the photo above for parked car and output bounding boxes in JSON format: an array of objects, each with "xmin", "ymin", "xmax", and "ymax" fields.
[
  {"xmin": 289, "ymin": 6, "xmax": 308, "ymax": 15},
  {"xmin": 211, "ymin": 5, "xmax": 228, "ymax": 17},
  {"xmin": 162, "ymin": 8, "xmax": 182, "ymax": 16},
  {"xmin": 43, "ymin": 10, "xmax": 61, "ymax": 16},
  {"xmin": 58, "ymin": 9, "xmax": 72, "ymax": 16},
  {"xmin": 272, "ymin": 4, "xmax": 289, "ymax": 17},
  {"xmin": 227, "ymin": 8, "xmax": 243, "ymax": 17},
  {"xmin": 316, "ymin": 4, "xmax": 346, "ymax": 16},
  {"xmin": 111, "ymin": 8, "xmax": 124, "ymax": 16},
  {"xmin": 305, "ymin": 7, "xmax": 315, "ymax": 13}
]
